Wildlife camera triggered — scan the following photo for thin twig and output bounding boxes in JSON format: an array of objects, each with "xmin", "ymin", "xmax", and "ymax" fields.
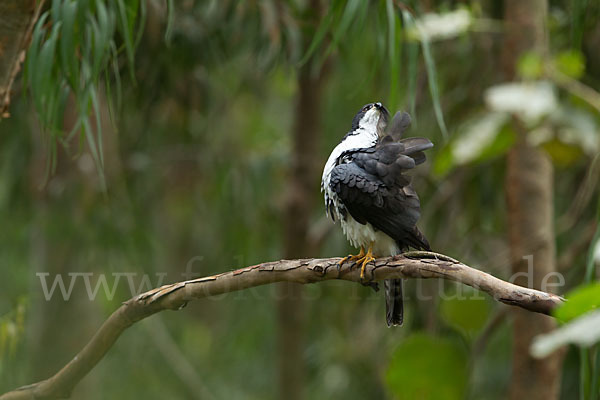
[{"xmin": 547, "ymin": 65, "xmax": 600, "ymax": 114}]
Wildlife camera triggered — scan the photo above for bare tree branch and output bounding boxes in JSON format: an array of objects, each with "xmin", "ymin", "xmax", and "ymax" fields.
[{"xmin": 0, "ymin": 252, "xmax": 564, "ymax": 400}]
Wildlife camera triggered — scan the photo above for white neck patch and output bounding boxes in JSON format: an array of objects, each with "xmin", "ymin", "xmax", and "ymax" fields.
[{"xmin": 358, "ymin": 109, "xmax": 382, "ymax": 132}]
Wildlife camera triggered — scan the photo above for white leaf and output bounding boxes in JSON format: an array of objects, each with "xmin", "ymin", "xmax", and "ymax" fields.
[
  {"xmin": 484, "ymin": 81, "xmax": 558, "ymax": 125},
  {"xmin": 409, "ymin": 9, "xmax": 471, "ymax": 41},
  {"xmin": 530, "ymin": 310, "xmax": 600, "ymax": 358},
  {"xmin": 452, "ymin": 112, "xmax": 508, "ymax": 163},
  {"xmin": 552, "ymin": 107, "xmax": 600, "ymax": 156}
]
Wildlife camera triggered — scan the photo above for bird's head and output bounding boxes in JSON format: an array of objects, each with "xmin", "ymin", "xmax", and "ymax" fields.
[{"xmin": 350, "ymin": 102, "xmax": 390, "ymax": 134}]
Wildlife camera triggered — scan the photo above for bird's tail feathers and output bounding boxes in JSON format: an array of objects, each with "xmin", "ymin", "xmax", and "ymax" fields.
[{"xmin": 385, "ymin": 279, "xmax": 404, "ymax": 327}]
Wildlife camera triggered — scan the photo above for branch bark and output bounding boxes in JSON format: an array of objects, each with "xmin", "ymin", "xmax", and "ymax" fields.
[
  {"xmin": 0, "ymin": 0, "xmax": 44, "ymax": 118},
  {"xmin": 0, "ymin": 252, "xmax": 564, "ymax": 400}
]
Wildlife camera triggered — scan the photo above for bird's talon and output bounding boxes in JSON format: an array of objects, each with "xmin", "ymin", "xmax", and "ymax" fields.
[
  {"xmin": 358, "ymin": 247, "xmax": 376, "ymax": 282},
  {"xmin": 339, "ymin": 246, "xmax": 365, "ymax": 267}
]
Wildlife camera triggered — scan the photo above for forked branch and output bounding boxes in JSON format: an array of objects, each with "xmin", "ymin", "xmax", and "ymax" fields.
[{"xmin": 0, "ymin": 252, "xmax": 563, "ymax": 399}]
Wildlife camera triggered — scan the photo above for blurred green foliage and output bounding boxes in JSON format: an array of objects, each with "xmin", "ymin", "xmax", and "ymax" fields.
[
  {"xmin": 0, "ymin": 0, "xmax": 599, "ymax": 399},
  {"xmin": 555, "ymin": 283, "xmax": 600, "ymax": 323},
  {"xmin": 440, "ymin": 289, "xmax": 491, "ymax": 337},
  {"xmin": 24, "ymin": 0, "xmax": 145, "ymax": 188},
  {"xmin": 385, "ymin": 333, "xmax": 467, "ymax": 400},
  {"xmin": 556, "ymin": 50, "xmax": 586, "ymax": 79}
]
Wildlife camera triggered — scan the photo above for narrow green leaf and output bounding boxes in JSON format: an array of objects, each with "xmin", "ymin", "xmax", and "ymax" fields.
[
  {"xmin": 90, "ymin": 0, "xmax": 113, "ymax": 82},
  {"xmin": 59, "ymin": 0, "xmax": 79, "ymax": 90},
  {"xmin": 55, "ymin": 85, "xmax": 71, "ymax": 135},
  {"xmin": 89, "ymin": 85, "xmax": 104, "ymax": 169},
  {"xmin": 354, "ymin": 0, "xmax": 370, "ymax": 29},
  {"xmin": 81, "ymin": 24, "xmax": 93, "ymax": 72},
  {"xmin": 406, "ymin": 40, "xmax": 419, "ymax": 123},
  {"xmin": 82, "ymin": 116, "xmax": 107, "ymax": 191},
  {"xmin": 590, "ymin": 346, "xmax": 599, "ymax": 400},
  {"xmin": 298, "ymin": 0, "xmax": 342, "ymax": 65},
  {"xmin": 96, "ymin": 0, "xmax": 113, "ymax": 41},
  {"xmin": 165, "ymin": 0, "xmax": 175, "ymax": 45},
  {"xmin": 26, "ymin": 12, "xmax": 47, "ymax": 76},
  {"xmin": 585, "ymin": 200, "xmax": 600, "ymax": 283},
  {"xmin": 25, "ymin": 12, "xmax": 49, "ymax": 105},
  {"xmin": 581, "ymin": 347, "xmax": 588, "ymax": 400},
  {"xmin": 125, "ymin": 0, "xmax": 139, "ymax": 29},
  {"xmin": 386, "ymin": 0, "xmax": 399, "ymax": 110},
  {"xmin": 135, "ymin": 0, "xmax": 147, "ymax": 49},
  {"xmin": 421, "ymin": 37, "xmax": 448, "ymax": 139},
  {"xmin": 104, "ymin": 62, "xmax": 116, "ymax": 131},
  {"xmin": 116, "ymin": 0, "xmax": 136, "ymax": 81},
  {"xmin": 50, "ymin": 0, "xmax": 61, "ymax": 23},
  {"xmin": 326, "ymin": 0, "xmax": 362, "ymax": 55},
  {"xmin": 64, "ymin": 112, "xmax": 83, "ymax": 142},
  {"xmin": 90, "ymin": 18, "xmax": 104, "ymax": 82},
  {"xmin": 36, "ymin": 23, "xmax": 62, "ymax": 127},
  {"xmin": 571, "ymin": 0, "xmax": 589, "ymax": 50},
  {"xmin": 76, "ymin": 0, "xmax": 92, "ymax": 23},
  {"xmin": 110, "ymin": 41, "xmax": 122, "ymax": 112},
  {"xmin": 403, "ymin": 10, "xmax": 449, "ymax": 139}
]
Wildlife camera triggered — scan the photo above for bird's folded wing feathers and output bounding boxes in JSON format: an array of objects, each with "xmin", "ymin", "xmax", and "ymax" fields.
[
  {"xmin": 387, "ymin": 111, "xmax": 412, "ymax": 140},
  {"xmin": 329, "ymin": 136, "xmax": 432, "ymax": 242}
]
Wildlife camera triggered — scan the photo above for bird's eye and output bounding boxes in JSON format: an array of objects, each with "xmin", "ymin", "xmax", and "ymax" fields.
[{"xmin": 362, "ymin": 105, "xmax": 371, "ymax": 112}]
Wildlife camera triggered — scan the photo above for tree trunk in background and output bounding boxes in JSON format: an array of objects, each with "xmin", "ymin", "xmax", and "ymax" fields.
[
  {"xmin": 277, "ymin": 5, "xmax": 326, "ymax": 399},
  {"xmin": 503, "ymin": 1, "xmax": 564, "ymax": 399},
  {"xmin": 277, "ymin": 65, "xmax": 323, "ymax": 400}
]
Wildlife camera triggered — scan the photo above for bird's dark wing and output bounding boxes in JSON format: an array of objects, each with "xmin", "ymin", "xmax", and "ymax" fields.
[{"xmin": 329, "ymin": 135, "xmax": 433, "ymax": 250}]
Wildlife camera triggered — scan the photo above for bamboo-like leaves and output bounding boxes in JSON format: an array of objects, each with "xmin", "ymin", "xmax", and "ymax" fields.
[
  {"xmin": 297, "ymin": 2, "xmax": 447, "ymax": 139},
  {"xmin": 24, "ymin": 0, "xmax": 144, "ymax": 188},
  {"xmin": 298, "ymin": 0, "xmax": 343, "ymax": 66},
  {"xmin": 326, "ymin": 0, "xmax": 362, "ymax": 56}
]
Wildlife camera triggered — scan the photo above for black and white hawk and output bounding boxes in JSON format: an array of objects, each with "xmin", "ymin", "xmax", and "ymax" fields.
[{"xmin": 321, "ymin": 102, "xmax": 433, "ymax": 326}]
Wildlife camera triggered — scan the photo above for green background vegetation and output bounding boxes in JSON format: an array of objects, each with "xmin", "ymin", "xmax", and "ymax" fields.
[{"xmin": 0, "ymin": 0, "xmax": 599, "ymax": 399}]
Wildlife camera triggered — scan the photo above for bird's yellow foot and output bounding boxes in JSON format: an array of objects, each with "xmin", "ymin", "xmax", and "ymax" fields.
[
  {"xmin": 339, "ymin": 246, "xmax": 365, "ymax": 267},
  {"xmin": 359, "ymin": 247, "xmax": 376, "ymax": 281}
]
